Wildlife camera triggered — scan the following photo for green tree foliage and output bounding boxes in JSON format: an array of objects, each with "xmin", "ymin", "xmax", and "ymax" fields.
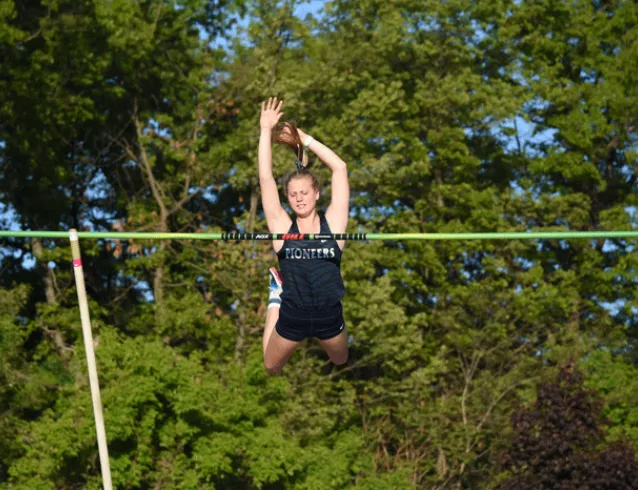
[
  {"xmin": 1, "ymin": 0, "xmax": 637, "ymax": 488},
  {"xmin": 0, "ymin": 285, "xmax": 31, "ymax": 483},
  {"xmin": 583, "ymin": 350, "xmax": 638, "ymax": 452}
]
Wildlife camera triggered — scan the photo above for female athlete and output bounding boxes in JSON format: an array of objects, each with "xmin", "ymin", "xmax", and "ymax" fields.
[{"xmin": 258, "ymin": 97, "xmax": 349, "ymax": 374}]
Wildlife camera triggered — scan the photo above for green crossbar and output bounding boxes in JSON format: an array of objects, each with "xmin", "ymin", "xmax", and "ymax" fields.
[{"xmin": 1, "ymin": 230, "xmax": 637, "ymax": 240}]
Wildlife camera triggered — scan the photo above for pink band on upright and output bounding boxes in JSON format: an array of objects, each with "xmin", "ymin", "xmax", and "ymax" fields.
[{"xmin": 73, "ymin": 259, "xmax": 82, "ymax": 268}]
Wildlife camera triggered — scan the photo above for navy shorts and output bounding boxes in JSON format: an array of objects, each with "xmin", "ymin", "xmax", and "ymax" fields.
[{"xmin": 275, "ymin": 301, "xmax": 345, "ymax": 342}]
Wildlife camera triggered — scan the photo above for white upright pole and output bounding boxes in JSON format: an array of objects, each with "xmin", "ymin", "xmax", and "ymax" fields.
[{"xmin": 69, "ymin": 229, "xmax": 113, "ymax": 490}]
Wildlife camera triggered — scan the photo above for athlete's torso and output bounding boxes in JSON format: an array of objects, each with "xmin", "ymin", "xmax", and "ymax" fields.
[{"xmin": 276, "ymin": 213, "xmax": 345, "ymax": 307}]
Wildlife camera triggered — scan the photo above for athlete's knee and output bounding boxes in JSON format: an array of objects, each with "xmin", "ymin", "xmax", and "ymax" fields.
[
  {"xmin": 330, "ymin": 351, "xmax": 348, "ymax": 365},
  {"xmin": 263, "ymin": 359, "xmax": 283, "ymax": 375}
]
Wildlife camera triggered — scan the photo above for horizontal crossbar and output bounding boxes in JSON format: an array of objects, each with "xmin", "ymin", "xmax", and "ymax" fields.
[{"xmin": 1, "ymin": 231, "xmax": 637, "ymax": 240}]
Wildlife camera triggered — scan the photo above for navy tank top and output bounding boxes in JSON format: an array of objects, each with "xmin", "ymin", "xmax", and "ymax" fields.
[{"xmin": 276, "ymin": 213, "xmax": 345, "ymax": 307}]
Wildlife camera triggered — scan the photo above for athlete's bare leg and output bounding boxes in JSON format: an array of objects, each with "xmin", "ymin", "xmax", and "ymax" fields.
[
  {"xmin": 263, "ymin": 325, "xmax": 301, "ymax": 374},
  {"xmin": 262, "ymin": 268, "xmax": 301, "ymax": 373},
  {"xmin": 318, "ymin": 327, "xmax": 348, "ymax": 365},
  {"xmin": 263, "ymin": 305, "xmax": 280, "ymax": 354}
]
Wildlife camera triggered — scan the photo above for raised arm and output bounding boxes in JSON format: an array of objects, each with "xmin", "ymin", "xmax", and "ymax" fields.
[
  {"xmin": 259, "ymin": 97, "xmax": 292, "ymax": 233},
  {"xmin": 298, "ymin": 128, "xmax": 349, "ymax": 234}
]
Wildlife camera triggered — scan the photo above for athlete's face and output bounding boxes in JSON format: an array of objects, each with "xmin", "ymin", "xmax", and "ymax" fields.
[{"xmin": 286, "ymin": 176, "xmax": 319, "ymax": 217}]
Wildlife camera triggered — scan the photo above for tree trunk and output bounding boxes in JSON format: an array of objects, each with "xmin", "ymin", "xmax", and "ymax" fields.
[
  {"xmin": 32, "ymin": 237, "xmax": 56, "ymax": 304},
  {"xmin": 154, "ymin": 211, "xmax": 169, "ymax": 321},
  {"xmin": 234, "ymin": 186, "xmax": 261, "ymax": 364},
  {"xmin": 433, "ymin": 166, "xmax": 444, "ymax": 208}
]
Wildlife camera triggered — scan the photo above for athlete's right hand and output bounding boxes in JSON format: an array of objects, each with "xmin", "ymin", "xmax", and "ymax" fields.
[{"xmin": 260, "ymin": 97, "xmax": 284, "ymax": 130}]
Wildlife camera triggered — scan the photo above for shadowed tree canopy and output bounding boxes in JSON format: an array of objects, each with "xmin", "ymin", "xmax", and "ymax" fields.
[{"xmin": 495, "ymin": 363, "xmax": 638, "ymax": 490}]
